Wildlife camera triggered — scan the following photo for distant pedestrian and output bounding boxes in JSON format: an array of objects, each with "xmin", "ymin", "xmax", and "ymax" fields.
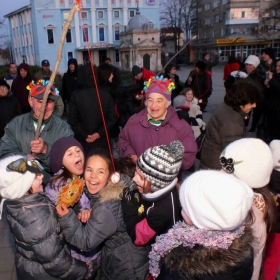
[
  {"xmin": 61, "ymin": 58, "xmax": 79, "ymax": 113},
  {"xmin": 202, "ymin": 50, "xmax": 219, "ymax": 72},
  {"xmin": 11, "ymin": 62, "xmax": 33, "ymax": 113},
  {"xmin": 185, "ymin": 60, "xmax": 212, "ymax": 111},
  {"xmin": 0, "ymin": 79, "xmax": 21, "ymax": 138},
  {"xmin": 4, "ymin": 62, "xmax": 17, "ymax": 88}
]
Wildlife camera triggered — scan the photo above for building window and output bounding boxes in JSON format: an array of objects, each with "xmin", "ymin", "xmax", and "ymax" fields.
[
  {"xmin": 68, "ymin": 52, "xmax": 73, "ymax": 60},
  {"xmin": 66, "ymin": 29, "xmax": 72, "ymax": 43},
  {"xmin": 81, "ymin": 11, "xmax": 88, "ymax": 19},
  {"xmin": 99, "ymin": 27, "xmax": 105, "ymax": 41},
  {"xmin": 129, "ymin": 10, "xmax": 135, "ymax": 18},
  {"xmin": 115, "ymin": 49, "xmax": 119, "ymax": 62},
  {"xmin": 205, "ymin": 18, "xmax": 211, "ymax": 25},
  {"xmin": 69, "ymin": 0, "xmax": 73, "ymax": 4},
  {"xmin": 114, "ymin": 11, "xmax": 120, "ymax": 18},
  {"xmin": 83, "ymin": 27, "xmax": 89, "ymax": 42},
  {"xmin": 205, "ymin": 3, "xmax": 211, "ymax": 11},
  {"xmin": 214, "ymin": 30, "xmax": 220, "ymax": 37},
  {"xmin": 214, "ymin": 15, "xmax": 220, "ymax": 22},
  {"xmin": 64, "ymin": 11, "xmax": 69, "ymax": 20},
  {"xmin": 241, "ymin": 11, "xmax": 246, "ymax": 18},
  {"xmin": 47, "ymin": 29, "xmax": 54, "ymax": 44},
  {"xmin": 98, "ymin": 11, "xmax": 104, "ymax": 18},
  {"xmin": 114, "ymin": 26, "xmax": 120, "ymax": 40}
]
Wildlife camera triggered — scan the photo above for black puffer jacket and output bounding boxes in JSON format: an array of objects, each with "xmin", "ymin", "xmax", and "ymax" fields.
[
  {"xmin": 59, "ymin": 182, "xmax": 150, "ymax": 280},
  {"xmin": 6, "ymin": 193, "xmax": 87, "ymax": 280}
]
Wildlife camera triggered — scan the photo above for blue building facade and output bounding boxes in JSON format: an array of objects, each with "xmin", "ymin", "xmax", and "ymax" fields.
[{"xmin": 5, "ymin": 0, "xmax": 160, "ymax": 72}]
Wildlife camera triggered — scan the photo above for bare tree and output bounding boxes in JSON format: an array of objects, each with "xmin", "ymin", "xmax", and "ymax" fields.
[
  {"xmin": 259, "ymin": 0, "xmax": 280, "ymax": 38},
  {"xmin": 160, "ymin": 0, "xmax": 192, "ymax": 55}
]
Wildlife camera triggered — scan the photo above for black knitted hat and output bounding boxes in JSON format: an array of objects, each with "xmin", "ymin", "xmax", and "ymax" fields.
[
  {"xmin": 132, "ymin": 65, "xmax": 142, "ymax": 77},
  {"xmin": 50, "ymin": 137, "xmax": 84, "ymax": 173},
  {"xmin": 195, "ymin": 60, "xmax": 207, "ymax": 71},
  {"xmin": 0, "ymin": 79, "xmax": 10, "ymax": 90}
]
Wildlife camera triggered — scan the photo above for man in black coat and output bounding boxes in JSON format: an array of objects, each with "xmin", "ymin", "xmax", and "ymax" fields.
[{"xmin": 67, "ymin": 64, "xmax": 117, "ymax": 155}]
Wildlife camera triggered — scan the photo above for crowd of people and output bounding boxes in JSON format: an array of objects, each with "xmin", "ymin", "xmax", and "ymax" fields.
[{"xmin": 0, "ymin": 48, "xmax": 279, "ymax": 280}]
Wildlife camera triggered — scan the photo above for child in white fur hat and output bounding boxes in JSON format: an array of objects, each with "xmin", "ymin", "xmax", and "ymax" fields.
[
  {"xmin": 149, "ymin": 170, "xmax": 254, "ymax": 279},
  {"xmin": 0, "ymin": 155, "xmax": 87, "ymax": 280},
  {"xmin": 262, "ymin": 140, "xmax": 280, "ymax": 280},
  {"xmin": 219, "ymin": 138, "xmax": 276, "ymax": 280}
]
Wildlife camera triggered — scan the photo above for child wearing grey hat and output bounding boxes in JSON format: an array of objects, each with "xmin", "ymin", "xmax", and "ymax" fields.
[
  {"xmin": 121, "ymin": 140, "xmax": 184, "ymax": 246},
  {"xmin": 0, "ymin": 155, "xmax": 87, "ymax": 279}
]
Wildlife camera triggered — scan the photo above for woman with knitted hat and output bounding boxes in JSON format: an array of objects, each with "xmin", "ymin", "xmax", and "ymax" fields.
[
  {"xmin": 149, "ymin": 170, "xmax": 254, "ymax": 279},
  {"xmin": 45, "ymin": 136, "xmax": 99, "ymax": 279},
  {"xmin": 0, "ymin": 155, "xmax": 87, "ymax": 279},
  {"xmin": 219, "ymin": 138, "xmax": 276, "ymax": 280},
  {"xmin": 121, "ymin": 140, "xmax": 184, "ymax": 246}
]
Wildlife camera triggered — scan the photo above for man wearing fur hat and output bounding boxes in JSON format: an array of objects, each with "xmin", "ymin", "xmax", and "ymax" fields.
[
  {"xmin": 0, "ymin": 80, "xmax": 73, "ymax": 185},
  {"xmin": 119, "ymin": 76, "xmax": 197, "ymax": 171}
]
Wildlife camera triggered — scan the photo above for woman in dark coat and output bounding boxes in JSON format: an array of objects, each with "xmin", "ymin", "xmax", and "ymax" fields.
[
  {"xmin": 0, "ymin": 79, "xmax": 21, "ymax": 138},
  {"xmin": 185, "ymin": 61, "xmax": 212, "ymax": 111},
  {"xmin": 199, "ymin": 79, "xmax": 262, "ymax": 170},
  {"xmin": 11, "ymin": 63, "xmax": 34, "ymax": 113}
]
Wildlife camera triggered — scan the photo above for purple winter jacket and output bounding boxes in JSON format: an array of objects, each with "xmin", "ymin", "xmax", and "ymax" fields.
[{"xmin": 118, "ymin": 106, "xmax": 197, "ymax": 170}]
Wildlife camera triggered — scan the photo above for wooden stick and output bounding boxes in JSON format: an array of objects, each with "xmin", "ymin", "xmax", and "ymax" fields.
[
  {"xmin": 34, "ymin": 1, "xmax": 81, "ymax": 141},
  {"xmin": 157, "ymin": 35, "xmax": 197, "ymax": 76}
]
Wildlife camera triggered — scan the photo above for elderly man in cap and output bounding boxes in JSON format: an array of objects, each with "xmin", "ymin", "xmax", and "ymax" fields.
[
  {"xmin": 0, "ymin": 80, "xmax": 73, "ymax": 184},
  {"xmin": 119, "ymin": 76, "xmax": 197, "ymax": 171},
  {"xmin": 34, "ymin": 59, "xmax": 64, "ymax": 117}
]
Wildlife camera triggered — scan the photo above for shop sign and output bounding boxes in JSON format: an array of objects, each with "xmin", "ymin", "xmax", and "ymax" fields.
[{"xmin": 216, "ymin": 37, "xmax": 246, "ymax": 44}]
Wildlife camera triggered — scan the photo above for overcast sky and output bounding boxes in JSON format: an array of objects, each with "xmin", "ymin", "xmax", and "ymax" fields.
[{"xmin": 0, "ymin": 0, "xmax": 30, "ymax": 24}]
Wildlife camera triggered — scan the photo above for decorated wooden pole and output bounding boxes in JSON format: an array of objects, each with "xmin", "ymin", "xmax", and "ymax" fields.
[
  {"xmin": 34, "ymin": 0, "xmax": 82, "ymax": 141},
  {"xmin": 157, "ymin": 35, "xmax": 197, "ymax": 76}
]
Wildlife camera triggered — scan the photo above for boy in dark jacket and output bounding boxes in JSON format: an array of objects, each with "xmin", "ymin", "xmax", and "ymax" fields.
[{"xmin": 0, "ymin": 155, "xmax": 87, "ymax": 280}]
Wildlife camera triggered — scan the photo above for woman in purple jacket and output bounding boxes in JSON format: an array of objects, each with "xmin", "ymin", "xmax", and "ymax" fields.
[{"xmin": 118, "ymin": 76, "xmax": 197, "ymax": 171}]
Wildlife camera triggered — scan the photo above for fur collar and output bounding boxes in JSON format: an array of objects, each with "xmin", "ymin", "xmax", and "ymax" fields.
[
  {"xmin": 164, "ymin": 226, "xmax": 253, "ymax": 277},
  {"xmin": 99, "ymin": 181, "xmax": 125, "ymax": 204}
]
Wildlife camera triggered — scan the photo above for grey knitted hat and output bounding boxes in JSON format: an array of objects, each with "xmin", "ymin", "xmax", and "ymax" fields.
[{"xmin": 137, "ymin": 140, "xmax": 184, "ymax": 192}]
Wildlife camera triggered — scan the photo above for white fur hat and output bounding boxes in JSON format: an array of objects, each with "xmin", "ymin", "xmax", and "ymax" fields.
[
  {"xmin": 244, "ymin": 55, "xmax": 260, "ymax": 69},
  {"xmin": 179, "ymin": 170, "xmax": 253, "ymax": 230},
  {"xmin": 220, "ymin": 138, "xmax": 273, "ymax": 188},
  {"xmin": 0, "ymin": 155, "xmax": 37, "ymax": 200},
  {"xmin": 269, "ymin": 140, "xmax": 280, "ymax": 171}
]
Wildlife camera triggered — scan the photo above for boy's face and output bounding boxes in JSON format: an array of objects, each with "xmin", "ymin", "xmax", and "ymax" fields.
[{"xmin": 31, "ymin": 174, "xmax": 44, "ymax": 193}]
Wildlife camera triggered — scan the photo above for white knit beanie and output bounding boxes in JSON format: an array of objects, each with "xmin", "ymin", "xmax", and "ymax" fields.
[
  {"xmin": 220, "ymin": 138, "xmax": 273, "ymax": 188},
  {"xmin": 179, "ymin": 170, "xmax": 253, "ymax": 230},
  {"xmin": 269, "ymin": 140, "xmax": 280, "ymax": 171},
  {"xmin": 0, "ymin": 155, "xmax": 37, "ymax": 200},
  {"xmin": 244, "ymin": 55, "xmax": 260, "ymax": 69}
]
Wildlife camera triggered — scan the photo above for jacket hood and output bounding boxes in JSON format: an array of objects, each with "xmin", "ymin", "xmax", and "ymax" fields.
[
  {"xmin": 18, "ymin": 63, "xmax": 30, "ymax": 75},
  {"xmin": 163, "ymin": 226, "xmax": 253, "ymax": 277},
  {"xmin": 68, "ymin": 58, "xmax": 78, "ymax": 72},
  {"xmin": 99, "ymin": 181, "xmax": 125, "ymax": 204}
]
